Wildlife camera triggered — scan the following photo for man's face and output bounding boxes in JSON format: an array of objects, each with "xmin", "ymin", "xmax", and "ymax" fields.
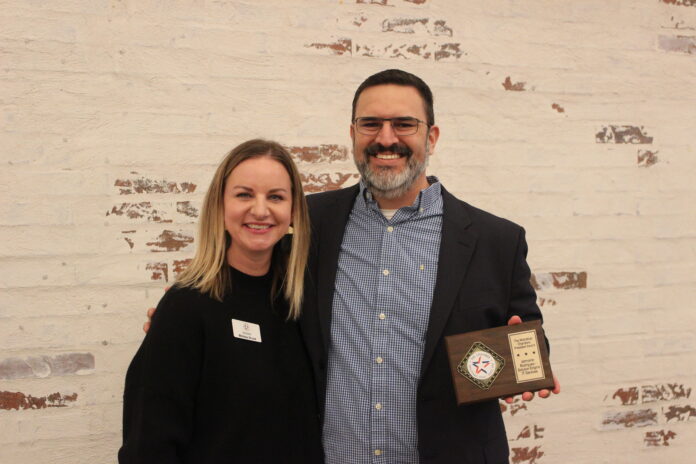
[{"xmin": 351, "ymin": 84, "xmax": 439, "ymax": 200}]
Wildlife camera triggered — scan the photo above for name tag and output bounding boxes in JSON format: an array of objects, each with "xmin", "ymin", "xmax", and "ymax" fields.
[{"xmin": 231, "ymin": 319, "xmax": 262, "ymax": 343}]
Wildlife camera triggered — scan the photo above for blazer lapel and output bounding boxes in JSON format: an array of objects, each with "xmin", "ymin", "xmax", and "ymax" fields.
[
  {"xmin": 420, "ymin": 189, "xmax": 477, "ymax": 374},
  {"xmin": 316, "ymin": 185, "xmax": 360, "ymax": 350}
]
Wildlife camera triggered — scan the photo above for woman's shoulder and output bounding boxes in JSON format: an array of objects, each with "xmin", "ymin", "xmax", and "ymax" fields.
[{"xmin": 153, "ymin": 284, "xmax": 219, "ymax": 325}]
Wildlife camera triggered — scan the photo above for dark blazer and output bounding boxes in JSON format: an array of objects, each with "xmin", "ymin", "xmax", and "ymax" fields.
[{"xmin": 302, "ymin": 183, "xmax": 543, "ymax": 464}]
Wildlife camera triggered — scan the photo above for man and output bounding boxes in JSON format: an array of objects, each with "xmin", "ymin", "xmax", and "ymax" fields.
[
  {"xmin": 144, "ymin": 69, "xmax": 559, "ymax": 463},
  {"xmin": 300, "ymin": 69, "xmax": 558, "ymax": 464}
]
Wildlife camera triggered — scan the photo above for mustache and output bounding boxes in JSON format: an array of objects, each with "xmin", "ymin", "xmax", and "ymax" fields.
[{"xmin": 364, "ymin": 143, "xmax": 413, "ymax": 158}]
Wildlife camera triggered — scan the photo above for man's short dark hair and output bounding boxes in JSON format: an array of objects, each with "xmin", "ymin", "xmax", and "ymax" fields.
[{"xmin": 351, "ymin": 69, "xmax": 435, "ymax": 126}]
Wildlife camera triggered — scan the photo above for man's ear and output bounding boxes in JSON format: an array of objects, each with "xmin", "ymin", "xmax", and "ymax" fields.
[{"xmin": 427, "ymin": 124, "xmax": 440, "ymax": 156}]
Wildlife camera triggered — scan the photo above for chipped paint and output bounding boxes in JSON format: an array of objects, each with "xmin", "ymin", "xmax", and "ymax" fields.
[
  {"xmin": 305, "ymin": 38, "xmax": 352, "ymax": 55},
  {"xmin": 503, "ymin": 77, "xmax": 526, "ymax": 91},
  {"xmin": 0, "ymin": 391, "xmax": 78, "ymax": 410},
  {"xmin": 537, "ymin": 297, "xmax": 557, "ymax": 307},
  {"xmin": 513, "ymin": 425, "xmax": 545, "ymax": 440},
  {"xmin": 645, "ymin": 430, "xmax": 677, "ymax": 447},
  {"xmin": 601, "ymin": 409, "xmax": 658, "ymax": 430},
  {"xmin": 637, "ymin": 150, "xmax": 659, "ymax": 167},
  {"xmin": 146, "ymin": 230, "xmax": 194, "ymax": 252},
  {"xmin": 658, "ymin": 35, "xmax": 696, "ymax": 54},
  {"xmin": 511, "ymin": 446, "xmax": 544, "ymax": 464},
  {"xmin": 531, "ymin": 271, "xmax": 587, "ymax": 290},
  {"xmin": 551, "ymin": 103, "xmax": 565, "ymax": 113},
  {"xmin": 661, "ymin": 0, "xmax": 696, "ymax": 7},
  {"xmin": 382, "ymin": 18, "xmax": 428, "ymax": 34},
  {"xmin": 434, "ymin": 42, "xmax": 463, "ymax": 60},
  {"xmin": 107, "ymin": 202, "xmax": 172, "ymax": 223},
  {"xmin": 301, "ymin": 173, "xmax": 359, "ymax": 192},
  {"xmin": 115, "ymin": 177, "xmax": 197, "ymax": 195},
  {"xmin": 176, "ymin": 201, "xmax": 199, "ymax": 218},
  {"xmin": 356, "ymin": 0, "xmax": 390, "ymax": 5},
  {"xmin": 642, "ymin": 383, "xmax": 691, "ymax": 403},
  {"xmin": 432, "ymin": 20, "xmax": 453, "ymax": 37},
  {"xmin": 500, "ymin": 397, "xmax": 529, "ymax": 417},
  {"xmin": 173, "ymin": 259, "xmax": 192, "ymax": 276},
  {"xmin": 595, "ymin": 126, "xmax": 653, "ymax": 144},
  {"xmin": 287, "ymin": 145, "xmax": 349, "ymax": 163},
  {"xmin": 612, "ymin": 387, "xmax": 639, "ymax": 406},
  {"xmin": 663, "ymin": 404, "xmax": 696, "ymax": 422},
  {"xmin": 146, "ymin": 262, "xmax": 169, "ymax": 282},
  {"xmin": 353, "ymin": 15, "xmax": 368, "ymax": 27}
]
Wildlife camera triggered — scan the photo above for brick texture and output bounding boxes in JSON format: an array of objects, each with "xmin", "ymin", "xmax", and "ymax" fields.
[{"xmin": 1, "ymin": 0, "xmax": 695, "ymax": 462}]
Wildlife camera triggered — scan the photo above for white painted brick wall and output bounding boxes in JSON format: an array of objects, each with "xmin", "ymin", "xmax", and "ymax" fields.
[{"xmin": 1, "ymin": 1, "xmax": 695, "ymax": 462}]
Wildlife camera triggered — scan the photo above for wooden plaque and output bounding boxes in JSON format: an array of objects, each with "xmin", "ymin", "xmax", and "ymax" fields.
[{"xmin": 444, "ymin": 320, "xmax": 554, "ymax": 405}]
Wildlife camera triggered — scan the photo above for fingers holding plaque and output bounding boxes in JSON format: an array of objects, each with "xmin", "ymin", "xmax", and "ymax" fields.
[{"xmin": 445, "ymin": 320, "xmax": 554, "ymax": 405}]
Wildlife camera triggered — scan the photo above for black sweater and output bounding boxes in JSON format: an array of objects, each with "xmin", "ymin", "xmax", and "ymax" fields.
[{"xmin": 119, "ymin": 267, "xmax": 323, "ymax": 463}]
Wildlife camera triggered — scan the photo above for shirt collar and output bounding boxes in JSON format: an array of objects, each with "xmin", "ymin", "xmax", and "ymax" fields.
[{"xmin": 359, "ymin": 175, "xmax": 442, "ymax": 215}]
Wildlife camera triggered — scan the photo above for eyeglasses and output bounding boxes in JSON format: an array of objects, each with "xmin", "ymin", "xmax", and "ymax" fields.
[{"xmin": 352, "ymin": 117, "xmax": 428, "ymax": 136}]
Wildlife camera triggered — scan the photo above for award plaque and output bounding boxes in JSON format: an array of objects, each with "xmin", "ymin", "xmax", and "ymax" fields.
[{"xmin": 444, "ymin": 320, "xmax": 554, "ymax": 405}]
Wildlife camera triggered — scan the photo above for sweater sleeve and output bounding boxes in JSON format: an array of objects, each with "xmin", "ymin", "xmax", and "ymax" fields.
[{"xmin": 118, "ymin": 288, "xmax": 203, "ymax": 464}]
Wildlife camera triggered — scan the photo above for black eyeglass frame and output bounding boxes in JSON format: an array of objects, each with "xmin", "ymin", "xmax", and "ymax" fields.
[{"xmin": 352, "ymin": 117, "xmax": 430, "ymax": 136}]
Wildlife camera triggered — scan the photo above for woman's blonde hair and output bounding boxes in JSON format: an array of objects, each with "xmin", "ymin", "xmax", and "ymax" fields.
[{"xmin": 176, "ymin": 139, "xmax": 309, "ymax": 319}]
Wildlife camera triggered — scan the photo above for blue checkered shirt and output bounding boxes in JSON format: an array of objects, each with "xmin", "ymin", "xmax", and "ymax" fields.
[{"xmin": 323, "ymin": 177, "xmax": 444, "ymax": 464}]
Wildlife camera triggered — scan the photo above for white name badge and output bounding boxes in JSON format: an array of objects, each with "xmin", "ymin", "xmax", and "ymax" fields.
[{"xmin": 231, "ymin": 319, "xmax": 262, "ymax": 343}]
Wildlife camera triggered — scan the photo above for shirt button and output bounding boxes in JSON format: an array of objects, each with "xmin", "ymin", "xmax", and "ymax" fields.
[
  {"xmin": 387, "ymin": 226, "xmax": 394, "ymax": 232},
  {"xmin": 379, "ymin": 313, "xmax": 386, "ymax": 320},
  {"xmin": 374, "ymin": 449, "xmax": 382, "ymax": 456},
  {"xmin": 375, "ymin": 356, "xmax": 383, "ymax": 364},
  {"xmin": 375, "ymin": 402, "xmax": 382, "ymax": 410},
  {"xmin": 382, "ymin": 269, "xmax": 389, "ymax": 276},
  {"xmin": 419, "ymin": 207, "xmax": 424, "ymax": 212}
]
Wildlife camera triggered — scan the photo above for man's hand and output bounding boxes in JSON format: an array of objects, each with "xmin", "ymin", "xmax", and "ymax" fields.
[
  {"xmin": 502, "ymin": 315, "xmax": 561, "ymax": 404},
  {"xmin": 143, "ymin": 307, "xmax": 156, "ymax": 333}
]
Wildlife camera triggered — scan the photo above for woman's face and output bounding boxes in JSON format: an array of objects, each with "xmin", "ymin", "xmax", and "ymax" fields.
[{"xmin": 223, "ymin": 156, "xmax": 293, "ymax": 269}]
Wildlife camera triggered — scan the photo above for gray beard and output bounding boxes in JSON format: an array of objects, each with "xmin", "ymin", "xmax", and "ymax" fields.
[{"xmin": 356, "ymin": 152, "xmax": 429, "ymax": 200}]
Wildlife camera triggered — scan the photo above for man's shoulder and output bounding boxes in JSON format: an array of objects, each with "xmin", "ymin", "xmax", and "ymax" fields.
[
  {"xmin": 306, "ymin": 184, "xmax": 360, "ymax": 209},
  {"xmin": 443, "ymin": 187, "xmax": 523, "ymax": 234}
]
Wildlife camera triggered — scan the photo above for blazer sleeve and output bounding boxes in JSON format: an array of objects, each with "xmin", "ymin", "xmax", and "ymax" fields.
[
  {"xmin": 507, "ymin": 227, "xmax": 549, "ymax": 349},
  {"xmin": 118, "ymin": 289, "xmax": 203, "ymax": 464}
]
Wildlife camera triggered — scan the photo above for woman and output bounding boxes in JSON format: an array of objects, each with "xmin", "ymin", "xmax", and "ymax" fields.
[{"xmin": 119, "ymin": 139, "xmax": 322, "ymax": 463}]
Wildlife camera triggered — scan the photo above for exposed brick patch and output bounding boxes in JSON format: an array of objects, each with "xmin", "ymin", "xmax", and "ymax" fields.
[
  {"xmin": 531, "ymin": 271, "xmax": 587, "ymax": 291},
  {"xmin": 595, "ymin": 125, "xmax": 653, "ymax": 144},
  {"xmin": 356, "ymin": 0, "xmax": 390, "ymax": 5},
  {"xmin": 551, "ymin": 103, "xmax": 565, "ymax": 113},
  {"xmin": 661, "ymin": 0, "xmax": 696, "ymax": 7},
  {"xmin": 146, "ymin": 230, "xmax": 194, "ymax": 252},
  {"xmin": 147, "ymin": 262, "xmax": 169, "ymax": 282},
  {"xmin": 511, "ymin": 446, "xmax": 544, "ymax": 464},
  {"xmin": 612, "ymin": 387, "xmax": 639, "ymax": 406},
  {"xmin": 432, "ymin": 20, "xmax": 453, "ymax": 37},
  {"xmin": 176, "ymin": 201, "xmax": 199, "ymax": 218},
  {"xmin": 356, "ymin": 42, "xmax": 429, "ymax": 59},
  {"xmin": 644, "ymin": 430, "xmax": 677, "ymax": 447},
  {"xmin": 434, "ymin": 43, "xmax": 463, "ymax": 60},
  {"xmin": 637, "ymin": 150, "xmax": 659, "ymax": 167},
  {"xmin": 503, "ymin": 76, "xmax": 526, "ymax": 91},
  {"xmin": 287, "ymin": 145, "xmax": 349, "ymax": 163},
  {"xmin": 0, "ymin": 391, "xmax": 78, "ymax": 410},
  {"xmin": 353, "ymin": 15, "xmax": 368, "ymax": 27},
  {"xmin": 115, "ymin": 176, "xmax": 197, "ymax": 195},
  {"xmin": 601, "ymin": 409, "xmax": 658, "ymax": 430},
  {"xmin": 513, "ymin": 425, "xmax": 545, "ymax": 440},
  {"xmin": 107, "ymin": 202, "xmax": 172, "ymax": 223},
  {"xmin": 305, "ymin": 38, "xmax": 352, "ymax": 55},
  {"xmin": 172, "ymin": 259, "xmax": 192, "ymax": 276},
  {"xmin": 642, "ymin": 383, "xmax": 691, "ymax": 403},
  {"xmin": 403, "ymin": 0, "xmax": 427, "ymax": 4},
  {"xmin": 500, "ymin": 398, "xmax": 529, "ymax": 417},
  {"xmin": 301, "ymin": 173, "xmax": 359, "ymax": 193},
  {"xmin": 663, "ymin": 404, "xmax": 696, "ymax": 422},
  {"xmin": 382, "ymin": 18, "xmax": 428, "ymax": 34},
  {"xmin": 658, "ymin": 35, "xmax": 696, "ymax": 54},
  {"xmin": 122, "ymin": 230, "xmax": 135, "ymax": 250}
]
